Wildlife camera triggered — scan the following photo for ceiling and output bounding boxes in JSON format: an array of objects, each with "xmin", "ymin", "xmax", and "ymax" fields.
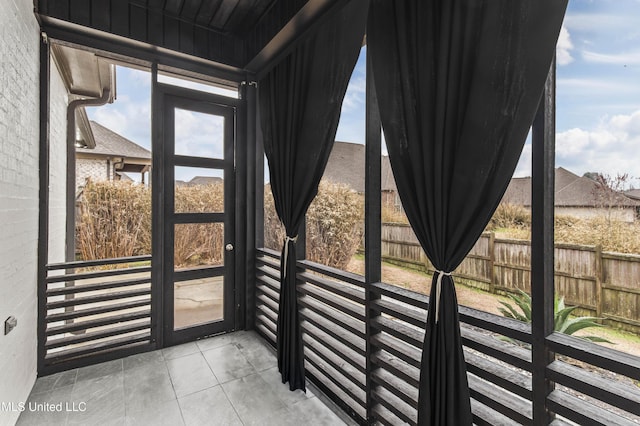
[
  {"xmin": 36, "ymin": 0, "xmax": 350, "ymax": 81},
  {"xmin": 130, "ymin": 0, "xmax": 278, "ymax": 36}
]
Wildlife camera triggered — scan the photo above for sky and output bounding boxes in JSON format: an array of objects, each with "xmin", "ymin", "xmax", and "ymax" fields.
[{"xmin": 88, "ymin": 0, "xmax": 640, "ymax": 187}]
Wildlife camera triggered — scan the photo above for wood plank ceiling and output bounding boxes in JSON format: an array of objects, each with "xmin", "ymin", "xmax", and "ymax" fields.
[
  {"xmin": 36, "ymin": 0, "xmax": 342, "ymax": 79},
  {"xmin": 137, "ymin": 0, "xmax": 277, "ymax": 36}
]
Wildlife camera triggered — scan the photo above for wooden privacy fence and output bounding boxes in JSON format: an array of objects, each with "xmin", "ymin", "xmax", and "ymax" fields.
[{"xmin": 380, "ymin": 223, "xmax": 640, "ymax": 334}]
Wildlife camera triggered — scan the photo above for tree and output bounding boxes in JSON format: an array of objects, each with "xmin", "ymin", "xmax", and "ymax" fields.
[{"xmin": 591, "ymin": 172, "xmax": 630, "ymax": 227}]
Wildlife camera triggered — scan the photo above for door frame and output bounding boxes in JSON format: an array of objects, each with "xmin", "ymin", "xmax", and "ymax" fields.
[{"xmin": 151, "ymin": 81, "xmax": 242, "ymax": 348}]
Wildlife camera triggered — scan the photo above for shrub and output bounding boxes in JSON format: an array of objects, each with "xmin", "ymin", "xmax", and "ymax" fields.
[
  {"xmin": 173, "ymin": 184, "xmax": 225, "ymax": 267},
  {"xmin": 263, "ymin": 185, "xmax": 286, "ymax": 254},
  {"xmin": 77, "ymin": 181, "xmax": 225, "ymax": 267},
  {"xmin": 173, "ymin": 222, "xmax": 224, "ymax": 267},
  {"xmin": 174, "ymin": 183, "xmax": 224, "ymax": 213},
  {"xmin": 306, "ymin": 182, "xmax": 364, "ymax": 269},
  {"xmin": 264, "ymin": 181, "xmax": 364, "ymax": 269},
  {"xmin": 382, "ymin": 204, "xmax": 409, "ymax": 224},
  {"xmin": 489, "ymin": 203, "xmax": 640, "ymax": 254},
  {"xmin": 487, "ymin": 203, "xmax": 531, "ymax": 231},
  {"xmin": 498, "ymin": 290, "xmax": 612, "ymax": 343},
  {"xmin": 554, "ymin": 216, "xmax": 640, "ymax": 254},
  {"xmin": 77, "ymin": 180, "xmax": 151, "ymax": 261}
]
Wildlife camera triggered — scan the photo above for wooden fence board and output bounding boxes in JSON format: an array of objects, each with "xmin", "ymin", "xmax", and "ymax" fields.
[
  {"xmin": 603, "ymin": 255, "xmax": 640, "ymax": 290},
  {"xmin": 379, "ymin": 223, "xmax": 640, "ymax": 334}
]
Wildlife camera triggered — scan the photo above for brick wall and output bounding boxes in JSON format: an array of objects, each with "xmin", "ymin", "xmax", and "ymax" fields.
[
  {"xmin": 76, "ymin": 157, "xmax": 109, "ymax": 191},
  {"xmin": 0, "ymin": 0, "xmax": 41, "ymax": 423},
  {"xmin": 49, "ymin": 53, "xmax": 68, "ymax": 264}
]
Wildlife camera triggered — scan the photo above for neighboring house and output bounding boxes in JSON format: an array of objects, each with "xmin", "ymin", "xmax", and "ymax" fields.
[
  {"xmin": 75, "ymin": 121, "xmax": 152, "ymax": 192},
  {"xmin": 502, "ymin": 167, "xmax": 640, "ymax": 222},
  {"xmin": 625, "ymin": 189, "xmax": 640, "ymax": 202},
  {"xmin": 176, "ymin": 176, "xmax": 223, "ymax": 187},
  {"xmin": 323, "ymin": 141, "xmax": 400, "ymax": 210}
]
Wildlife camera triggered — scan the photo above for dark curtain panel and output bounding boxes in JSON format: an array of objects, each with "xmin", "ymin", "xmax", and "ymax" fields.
[
  {"xmin": 368, "ymin": 1, "xmax": 567, "ymax": 424},
  {"xmin": 258, "ymin": 0, "xmax": 368, "ymax": 392}
]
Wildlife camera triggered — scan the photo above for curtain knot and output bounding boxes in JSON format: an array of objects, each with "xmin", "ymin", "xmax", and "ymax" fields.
[
  {"xmin": 284, "ymin": 235, "xmax": 299, "ymax": 244},
  {"xmin": 434, "ymin": 270, "xmax": 452, "ymax": 324},
  {"xmin": 282, "ymin": 235, "xmax": 299, "ymax": 278}
]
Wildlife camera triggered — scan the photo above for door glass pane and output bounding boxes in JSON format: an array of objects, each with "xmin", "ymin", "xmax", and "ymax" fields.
[
  {"xmin": 174, "ymin": 277, "xmax": 224, "ymax": 329},
  {"xmin": 173, "ymin": 223, "xmax": 225, "ymax": 329},
  {"xmin": 175, "ymin": 167, "xmax": 224, "ymax": 213},
  {"xmin": 174, "ymin": 223, "xmax": 224, "ymax": 269},
  {"xmin": 174, "ymin": 108, "xmax": 225, "ymax": 159}
]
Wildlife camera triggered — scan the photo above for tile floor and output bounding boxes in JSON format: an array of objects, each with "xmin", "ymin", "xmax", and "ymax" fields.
[{"xmin": 17, "ymin": 331, "xmax": 354, "ymax": 426}]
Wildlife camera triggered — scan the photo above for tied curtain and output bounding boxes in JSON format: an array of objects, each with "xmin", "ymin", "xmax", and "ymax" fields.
[
  {"xmin": 368, "ymin": 1, "xmax": 567, "ymax": 424},
  {"xmin": 258, "ymin": 0, "xmax": 368, "ymax": 391}
]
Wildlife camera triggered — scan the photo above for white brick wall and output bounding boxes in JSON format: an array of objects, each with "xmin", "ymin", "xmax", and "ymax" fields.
[
  {"xmin": 0, "ymin": 0, "xmax": 41, "ymax": 424},
  {"xmin": 77, "ymin": 157, "xmax": 109, "ymax": 190},
  {"xmin": 49, "ymin": 55, "xmax": 68, "ymax": 264}
]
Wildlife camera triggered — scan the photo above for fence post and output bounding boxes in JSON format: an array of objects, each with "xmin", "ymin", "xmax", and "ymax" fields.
[
  {"xmin": 488, "ymin": 232, "xmax": 496, "ymax": 294},
  {"xmin": 595, "ymin": 244, "xmax": 603, "ymax": 319}
]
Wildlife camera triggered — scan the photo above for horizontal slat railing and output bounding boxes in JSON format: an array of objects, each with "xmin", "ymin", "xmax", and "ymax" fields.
[
  {"xmin": 254, "ymin": 249, "xmax": 280, "ymax": 346},
  {"xmin": 547, "ymin": 360, "xmax": 640, "ymax": 417},
  {"xmin": 299, "ymin": 257, "xmax": 367, "ymax": 421},
  {"xmin": 255, "ymin": 248, "xmax": 367, "ymax": 421},
  {"xmin": 43, "ymin": 256, "xmax": 153, "ymax": 373},
  {"xmin": 254, "ymin": 248, "xmax": 640, "ymax": 425},
  {"xmin": 545, "ymin": 332, "xmax": 640, "ymax": 424},
  {"xmin": 368, "ymin": 281, "xmax": 534, "ymax": 426}
]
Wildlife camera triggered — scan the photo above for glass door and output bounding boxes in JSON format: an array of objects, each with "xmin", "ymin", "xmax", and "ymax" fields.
[{"xmin": 160, "ymin": 89, "xmax": 235, "ymax": 346}]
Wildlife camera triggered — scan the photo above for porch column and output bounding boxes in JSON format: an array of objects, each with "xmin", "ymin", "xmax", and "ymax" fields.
[
  {"xmin": 531, "ymin": 61, "xmax": 557, "ymax": 424},
  {"xmin": 364, "ymin": 51, "xmax": 382, "ymax": 423}
]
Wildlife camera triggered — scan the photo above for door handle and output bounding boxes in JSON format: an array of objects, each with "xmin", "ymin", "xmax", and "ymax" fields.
[{"xmin": 225, "ymin": 243, "xmax": 234, "ymax": 252}]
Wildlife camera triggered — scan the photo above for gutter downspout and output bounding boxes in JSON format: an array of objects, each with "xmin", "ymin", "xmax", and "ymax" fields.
[{"xmin": 65, "ymin": 89, "xmax": 112, "ymax": 263}]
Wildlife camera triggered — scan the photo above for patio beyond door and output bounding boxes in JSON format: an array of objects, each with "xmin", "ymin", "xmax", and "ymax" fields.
[{"xmin": 157, "ymin": 88, "xmax": 236, "ymax": 346}]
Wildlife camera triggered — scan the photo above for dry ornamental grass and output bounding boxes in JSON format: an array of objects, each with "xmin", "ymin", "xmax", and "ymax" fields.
[
  {"xmin": 488, "ymin": 203, "xmax": 640, "ymax": 254},
  {"xmin": 77, "ymin": 182, "xmax": 638, "ymax": 269},
  {"xmin": 77, "ymin": 181, "xmax": 226, "ymax": 267},
  {"xmin": 77, "ymin": 180, "xmax": 151, "ymax": 261},
  {"xmin": 264, "ymin": 181, "xmax": 364, "ymax": 269}
]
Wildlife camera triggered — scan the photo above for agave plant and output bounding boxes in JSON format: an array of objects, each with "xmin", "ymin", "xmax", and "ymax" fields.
[{"xmin": 498, "ymin": 290, "xmax": 613, "ymax": 343}]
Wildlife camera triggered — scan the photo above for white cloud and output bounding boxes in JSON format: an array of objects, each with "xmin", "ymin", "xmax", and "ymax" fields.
[
  {"xmin": 564, "ymin": 13, "xmax": 637, "ymax": 33},
  {"xmin": 89, "ymin": 101, "xmax": 151, "ymax": 150},
  {"xmin": 557, "ymin": 78, "xmax": 631, "ymax": 92},
  {"xmin": 335, "ymin": 118, "xmax": 364, "ymax": 144},
  {"xmin": 555, "ymin": 109, "xmax": 640, "ymax": 179},
  {"xmin": 513, "ymin": 110, "xmax": 640, "ymax": 182},
  {"xmin": 513, "ymin": 143, "xmax": 532, "ymax": 178},
  {"xmin": 173, "ymin": 109, "xmax": 225, "ymax": 159},
  {"xmin": 126, "ymin": 68, "xmax": 151, "ymax": 87},
  {"xmin": 336, "ymin": 74, "xmax": 366, "ymax": 144},
  {"xmin": 582, "ymin": 49, "xmax": 640, "ymax": 65},
  {"xmin": 341, "ymin": 75, "xmax": 366, "ymax": 112},
  {"xmin": 88, "ymin": 67, "xmax": 152, "ymax": 149},
  {"xmin": 609, "ymin": 109, "xmax": 640, "ymax": 134},
  {"xmin": 556, "ymin": 26, "xmax": 574, "ymax": 66}
]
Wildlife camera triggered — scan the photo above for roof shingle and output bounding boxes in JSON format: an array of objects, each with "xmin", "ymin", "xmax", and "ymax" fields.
[
  {"xmin": 323, "ymin": 141, "xmax": 396, "ymax": 192},
  {"xmin": 502, "ymin": 167, "xmax": 640, "ymax": 207},
  {"xmin": 76, "ymin": 121, "xmax": 151, "ymax": 160}
]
